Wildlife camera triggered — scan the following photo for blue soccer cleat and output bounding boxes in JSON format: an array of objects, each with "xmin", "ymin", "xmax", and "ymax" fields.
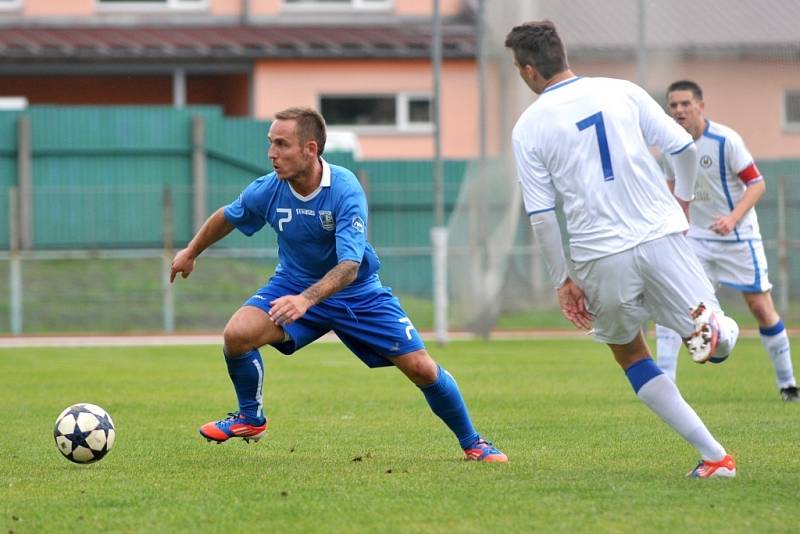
[
  {"xmin": 199, "ymin": 412, "xmax": 267, "ymax": 443},
  {"xmin": 463, "ymin": 438, "xmax": 508, "ymax": 463}
]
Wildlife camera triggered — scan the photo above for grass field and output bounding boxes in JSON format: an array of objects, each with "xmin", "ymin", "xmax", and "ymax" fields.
[{"xmin": 1, "ymin": 337, "xmax": 799, "ymax": 533}]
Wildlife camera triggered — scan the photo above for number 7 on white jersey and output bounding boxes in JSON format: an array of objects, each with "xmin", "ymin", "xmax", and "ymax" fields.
[{"xmin": 576, "ymin": 111, "xmax": 615, "ymax": 181}]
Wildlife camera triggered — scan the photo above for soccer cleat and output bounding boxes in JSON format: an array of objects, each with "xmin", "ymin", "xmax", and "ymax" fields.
[
  {"xmin": 686, "ymin": 303, "xmax": 721, "ymax": 364},
  {"xmin": 199, "ymin": 412, "xmax": 267, "ymax": 443},
  {"xmin": 780, "ymin": 386, "xmax": 800, "ymax": 402},
  {"xmin": 687, "ymin": 454, "xmax": 736, "ymax": 478},
  {"xmin": 463, "ymin": 438, "xmax": 508, "ymax": 463}
]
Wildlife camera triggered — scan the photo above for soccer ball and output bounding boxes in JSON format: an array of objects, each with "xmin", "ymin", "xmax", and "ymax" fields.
[{"xmin": 53, "ymin": 403, "xmax": 116, "ymax": 464}]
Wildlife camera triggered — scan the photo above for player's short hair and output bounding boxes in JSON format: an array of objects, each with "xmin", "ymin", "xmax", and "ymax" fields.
[
  {"xmin": 274, "ymin": 107, "xmax": 327, "ymax": 156},
  {"xmin": 667, "ymin": 80, "xmax": 703, "ymax": 101},
  {"xmin": 504, "ymin": 20, "xmax": 568, "ymax": 80}
]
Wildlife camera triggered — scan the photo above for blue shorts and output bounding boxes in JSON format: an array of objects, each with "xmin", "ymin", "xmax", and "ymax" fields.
[{"xmin": 244, "ymin": 275, "xmax": 425, "ymax": 368}]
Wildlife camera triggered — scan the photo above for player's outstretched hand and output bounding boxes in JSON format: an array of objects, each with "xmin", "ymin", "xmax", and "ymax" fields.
[
  {"xmin": 169, "ymin": 249, "xmax": 196, "ymax": 283},
  {"xmin": 557, "ymin": 278, "xmax": 593, "ymax": 331},
  {"xmin": 269, "ymin": 294, "xmax": 313, "ymax": 326}
]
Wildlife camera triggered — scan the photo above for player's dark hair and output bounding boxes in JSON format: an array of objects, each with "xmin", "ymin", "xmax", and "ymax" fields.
[
  {"xmin": 274, "ymin": 107, "xmax": 327, "ymax": 156},
  {"xmin": 504, "ymin": 20, "xmax": 568, "ymax": 80},
  {"xmin": 667, "ymin": 80, "xmax": 703, "ymax": 101}
]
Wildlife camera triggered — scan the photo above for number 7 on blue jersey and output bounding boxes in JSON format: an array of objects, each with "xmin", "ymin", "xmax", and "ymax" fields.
[{"xmin": 576, "ymin": 111, "xmax": 614, "ymax": 181}]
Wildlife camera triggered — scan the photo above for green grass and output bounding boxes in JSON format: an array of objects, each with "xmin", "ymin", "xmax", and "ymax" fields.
[{"xmin": 1, "ymin": 337, "xmax": 799, "ymax": 533}]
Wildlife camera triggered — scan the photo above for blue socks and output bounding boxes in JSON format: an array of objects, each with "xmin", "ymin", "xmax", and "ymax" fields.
[
  {"xmin": 225, "ymin": 349, "xmax": 265, "ymax": 424},
  {"xmin": 625, "ymin": 357, "xmax": 663, "ymax": 393},
  {"xmin": 419, "ymin": 365, "xmax": 479, "ymax": 449}
]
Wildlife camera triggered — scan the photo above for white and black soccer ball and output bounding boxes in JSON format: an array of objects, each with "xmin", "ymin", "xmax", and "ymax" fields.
[{"xmin": 53, "ymin": 403, "xmax": 116, "ymax": 464}]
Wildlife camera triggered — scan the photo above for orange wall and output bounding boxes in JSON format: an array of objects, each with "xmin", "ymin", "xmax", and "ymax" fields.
[
  {"xmin": 18, "ymin": 0, "xmax": 463, "ymax": 18},
  {"xmin": 23, "ymin": 0, "xmax": 93, "ymax": 16},
  {"xmin": 250, "ymin": 1, "xmax": 462, "ymax": 16},
  {"xmin": 23, "ymin": 0, "xmax": 221, "ymax": 17},
  {"xmin": 249, "ymin": 0, "xmax": 281, "ymax": 14},
  {"xmin": 210, "ymin": 0, "xmax": 241, "ymax": 16},
  {"xmin": 394, "ymin": 0, "xmax": 461, "ymax": 16},
  {"xmin": 571, "ymin": 58, "xmax": 800, "ymax": 159},
  {"xmin": 254, "ymin": 58, "xmax": 480, "ymax": 159}
]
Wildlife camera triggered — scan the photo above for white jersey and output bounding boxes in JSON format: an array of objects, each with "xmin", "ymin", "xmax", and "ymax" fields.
[
  {"xmin": 666, "ymin": 120, "xmax": 763, "ymax": 241},
  {"xmin": 512, "ymin": 76, "xmax": 693, "ymax": 262}
]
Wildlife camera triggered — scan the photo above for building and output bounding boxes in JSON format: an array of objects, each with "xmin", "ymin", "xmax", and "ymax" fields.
[
  {"xmin": 0, "ymin": 0, "xmax": 482, "ymax": 159},
  {"xmin": 1, "ymin": 1, "xmax": 799, "ymax": 159}
]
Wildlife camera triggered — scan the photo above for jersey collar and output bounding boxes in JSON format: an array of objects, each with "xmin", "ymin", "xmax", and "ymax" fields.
[
  {"xmin": 542, "ymin": 75, "xmax": 582, "ymax": 93},
  {"xmin": 288, "ymin": 157, "xmax": 331, "ymax": 202},
  {"xmin": 320, "ymin": 157, "xmax": 331, "ymax": 187}
]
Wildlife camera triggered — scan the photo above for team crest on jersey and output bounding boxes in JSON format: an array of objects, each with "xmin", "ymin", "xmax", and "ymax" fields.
[
  {"xmin": 700, "ymin": 155, "xmax": 713, "ymax": 168},
  {"xmin": 352, "ymin": 216, "xmax": 365, "ymax": 233},
  {"xmin": 319, "ymin": 211, "xmax": 335, "ymax": 231}
]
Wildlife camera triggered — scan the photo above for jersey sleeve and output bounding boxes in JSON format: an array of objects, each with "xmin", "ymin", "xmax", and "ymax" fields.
[
  {"xmin": 658, "ymin": 151, "xmax": 676, "ymax": 182},
  {"xmin": 333, "ymin": 181, "xmax": 368, "ymax": 264},
  {"xmin": 512, "ymin": 131, "xmax": 558, "ymax": 215},
  {"xmin": 634, "ymin": 83, "xmax": 693, "ymax": 155},
  {"xmin": 726, "ymin": 132, "xmax": 762, "ymax": 184},
  {"xmin": 223, "ymin": 177, "xmax": 269, "ymax": 236}
]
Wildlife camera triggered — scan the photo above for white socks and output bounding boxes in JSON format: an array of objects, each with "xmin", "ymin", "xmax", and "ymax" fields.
[
  {"xmin": 656, "ymin": 324, "xmax": 682, "ymax": 382},
  {"xmin": 760, "ymin": 321, "xmax": 796, "ymax": 389},
  {"xmin": 637, "ymin": 373, "xmax": 727, "ymax": 461}
]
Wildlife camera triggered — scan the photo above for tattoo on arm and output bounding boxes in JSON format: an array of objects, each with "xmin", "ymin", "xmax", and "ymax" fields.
[{"xmin": 302, "ymin": 260, "xmax": 359, "ymax": 305}]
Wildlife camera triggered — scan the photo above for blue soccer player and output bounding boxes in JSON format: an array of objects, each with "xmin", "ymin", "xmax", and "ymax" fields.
[
  {"xmin": 506, "ymin": 21, "xmax": 739, "ymax": 477},
  {"xmin": 169, "ymin": 107, "xmax": 507, "ymax": 462}
]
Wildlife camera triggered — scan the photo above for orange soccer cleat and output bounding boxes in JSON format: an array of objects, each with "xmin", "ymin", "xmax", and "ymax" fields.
[
  {"xmin": 463, "ymin": 438, "xmax": 508, "ymax": 463},
  {"xmin": 199, "ymin": 412, "xmax": 268, "ymax": 444},
  {"xmin": 687, "ymin": 454, "xmax": 736, "ymax": 478}
]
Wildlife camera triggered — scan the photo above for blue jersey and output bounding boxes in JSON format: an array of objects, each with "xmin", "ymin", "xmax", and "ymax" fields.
[{"xmin": 224, "ymin": 159, "xmax": 381, "ymax": 290}]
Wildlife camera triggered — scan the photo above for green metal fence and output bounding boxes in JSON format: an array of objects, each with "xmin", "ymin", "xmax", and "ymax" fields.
[
  {"xmin": 2, "ymin": 106, "xmax": 800, "ymax": 334},
  {"xmin": 0, "ymin": 106, "xmax": 469, "ymax": 314},
  {"xmin": 0, "ymin": 106, "xmax": 464, "ymax": 253}
]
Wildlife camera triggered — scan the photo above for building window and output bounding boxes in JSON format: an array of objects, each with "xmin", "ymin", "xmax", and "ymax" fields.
[
  {"xmin": 320, "ymin": 94, "xmax": 432, "ymax": 132},
  {"xmin": 97, "ymin": 0, "xmax": 207, "ymax": 9},
  {"xmin": 784, "ymin": 90, "xmax": 800, "ymax": 130},
  {"xmin": 283, "ymin": 0, "xmax": 391, "ymax": 11},
  {"xmin": 407, "ymin": 97, "xmax": 432, "ymax": 125},
  {"xmin": 0, "ymin": 0, "xmax": 23, "ymax": 10}
]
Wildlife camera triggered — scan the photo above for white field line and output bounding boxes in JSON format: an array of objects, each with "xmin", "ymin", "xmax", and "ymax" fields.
[{"xmin": 0, "ymin": 328, "xmax": 779, "ymax": 349}]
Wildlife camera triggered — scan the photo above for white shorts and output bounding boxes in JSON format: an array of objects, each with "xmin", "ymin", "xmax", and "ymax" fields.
[
  {"xmin": 688, "ymin": 238, "xmax": 772, "ymax": 294},
  {"xmin": 572, "ymin": 233, "xmax": 721, "ymax": 344}
]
